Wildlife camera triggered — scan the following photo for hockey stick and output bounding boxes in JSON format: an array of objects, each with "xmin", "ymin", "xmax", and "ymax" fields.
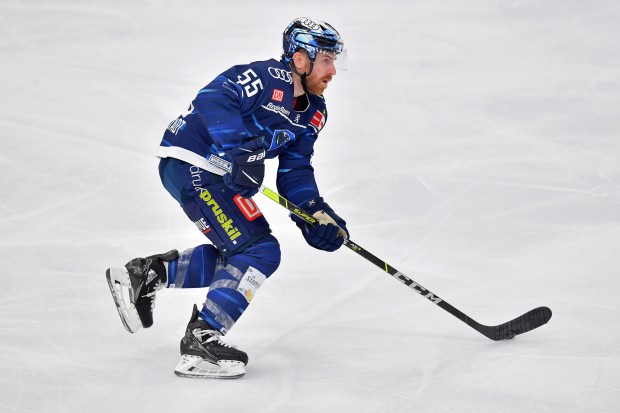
[{"xmin": 258, "ymin": 185, "xmax": 552, "ymax": 341}]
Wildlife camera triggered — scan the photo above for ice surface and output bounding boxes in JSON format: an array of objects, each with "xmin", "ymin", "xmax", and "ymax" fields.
[{"xmin": 1, "ymin": 1, "xmax": 619, "ymax": 412}]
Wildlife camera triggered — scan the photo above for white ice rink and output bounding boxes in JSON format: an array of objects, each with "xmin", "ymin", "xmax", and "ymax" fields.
[{"xmin": 1, "ymin": 1, "xmax": 619, "ymax": 412}]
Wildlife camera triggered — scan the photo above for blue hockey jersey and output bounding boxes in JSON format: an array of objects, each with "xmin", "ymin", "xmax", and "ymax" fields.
[{"xmin": 157, "ymin": 58, "xmax": 329, "ymax": 207}]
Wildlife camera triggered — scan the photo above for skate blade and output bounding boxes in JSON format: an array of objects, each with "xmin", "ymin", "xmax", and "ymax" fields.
[
  {"xmin": 174, "ymin": 355, "xmax": 246, "ymax": 379},
  {"xmin": 106, "ymin": 268, "xmax": 142, "ymax": 334}
]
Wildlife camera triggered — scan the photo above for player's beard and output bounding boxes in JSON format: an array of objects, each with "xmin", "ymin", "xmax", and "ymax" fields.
[{"xmin": 306, "ymin": 74, "xmax": 332, "ymax": 96}]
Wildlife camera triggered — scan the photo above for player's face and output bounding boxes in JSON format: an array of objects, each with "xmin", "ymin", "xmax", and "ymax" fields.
[
  {"xmin": 306, "ymin": 52, "xmax": 337, "ymax": 95},
  {"xmin": 294, "ymin": 51, "xmax": 337, "ymax": 96}
]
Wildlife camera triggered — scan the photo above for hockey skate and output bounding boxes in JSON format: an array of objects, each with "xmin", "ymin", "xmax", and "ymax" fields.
[
  {"xmin": 105, "ymin": 250, "xmax": 178, "ymax": 333},
  {"xmin": 174, "ymin": 304, "xmax": 248, "ymax": 379}
]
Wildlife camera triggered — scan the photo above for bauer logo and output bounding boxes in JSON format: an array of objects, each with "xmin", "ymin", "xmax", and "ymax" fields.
[{"xmin": 271, "ymin": 89, "xmax": 284, "ymax": 102}]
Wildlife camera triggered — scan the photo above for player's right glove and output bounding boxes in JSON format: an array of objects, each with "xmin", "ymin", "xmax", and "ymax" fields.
[
  {"xmin": 291, "ymin": 197, "xmax": 349, "ymax": 252},
  {"xmin": 223, "ymin": 137, "xmax": 266, "ymax": 198}
]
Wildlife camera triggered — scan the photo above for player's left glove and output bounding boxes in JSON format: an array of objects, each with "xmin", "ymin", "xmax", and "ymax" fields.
[
  {"xmin": 291, "ymin": 197, "xmax": 349, "ymax": 252},
  {"xmin": 223, "ymin": 137, "xmax": 266, "ymax": 198}
]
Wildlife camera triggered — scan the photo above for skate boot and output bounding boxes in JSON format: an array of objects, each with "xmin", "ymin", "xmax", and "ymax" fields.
[
  {"xmin": 106, "ymin": 249, "xmax": 178, "ymax": 333},
  {"xmin": 174, "ymin": 304, "xmax": 248, "ymax": 379}
]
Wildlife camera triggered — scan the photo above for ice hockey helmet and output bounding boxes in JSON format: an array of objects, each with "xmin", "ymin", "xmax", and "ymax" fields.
[{"xmin": 282, "ymin": 17, "xmax": 344, "ymax": 63}]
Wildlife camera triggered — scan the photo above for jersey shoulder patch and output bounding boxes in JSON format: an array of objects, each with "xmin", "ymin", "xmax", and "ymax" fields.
[{"xmin": 307, "ymin": 95, "xmax": 328, "ymax": 132}]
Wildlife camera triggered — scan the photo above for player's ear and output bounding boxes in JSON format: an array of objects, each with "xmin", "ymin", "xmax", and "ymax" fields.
[{"xmin": 292, "ymin": 50, "xmax": 309, "ymax": 72}]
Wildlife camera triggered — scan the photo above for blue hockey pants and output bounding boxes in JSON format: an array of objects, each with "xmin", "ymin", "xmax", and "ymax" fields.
[{"xmin": 158, "ymin": 157, "xmax": 281, "ymax": 334}]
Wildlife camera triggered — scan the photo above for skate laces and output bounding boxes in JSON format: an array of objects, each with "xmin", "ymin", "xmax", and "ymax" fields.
[{"xmin": 194, "ymin": 329, "xmax": 236, "ymax": 349}]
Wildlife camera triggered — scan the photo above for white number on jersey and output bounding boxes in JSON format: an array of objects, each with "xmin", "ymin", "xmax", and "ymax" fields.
[{"xmin": 237, "ymin": 69, "xmax": 264, "ymax": 98}]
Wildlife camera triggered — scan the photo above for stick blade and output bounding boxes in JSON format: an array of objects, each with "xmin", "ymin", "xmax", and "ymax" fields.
[{"xmin": 482, "ymin": 306, "xmax": 552, "ymax": 341}]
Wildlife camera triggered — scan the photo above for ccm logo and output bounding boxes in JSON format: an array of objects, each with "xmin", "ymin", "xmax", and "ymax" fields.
[
  {"xmin": 234, "ymin": 195, "xmax": 263, "ymax": 221},
  {"xmin": 271, "ymin": 89, "xmax": 284, "ymax": 102}
]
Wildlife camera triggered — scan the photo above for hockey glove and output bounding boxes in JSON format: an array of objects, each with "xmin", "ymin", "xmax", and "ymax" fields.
[
  {"xmin": 291, "ymin": 197, "xmax": 349, "ymax": 252},
  {"xmin": 223, "ymin": 137, "xmax": 266, "ymax": 198}
]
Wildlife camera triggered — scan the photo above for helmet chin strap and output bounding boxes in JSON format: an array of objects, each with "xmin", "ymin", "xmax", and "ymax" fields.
[{"xmin": 290, "ymin": 61, "xmax": 314, "ymax": 95}]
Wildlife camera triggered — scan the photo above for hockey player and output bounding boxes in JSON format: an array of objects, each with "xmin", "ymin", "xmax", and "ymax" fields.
[{"xmin": 106, "ymin": 17, "xmax": 349, "ymax": 379}]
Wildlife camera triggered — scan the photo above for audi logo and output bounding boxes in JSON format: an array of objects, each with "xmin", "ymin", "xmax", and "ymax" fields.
[
  {"xmin": 297, "ymin": 18, "xmax": 321, "ymax": 31},
  {"xmin": 268, "ymin": 67, "xmax": 293, "ymax": 84}
]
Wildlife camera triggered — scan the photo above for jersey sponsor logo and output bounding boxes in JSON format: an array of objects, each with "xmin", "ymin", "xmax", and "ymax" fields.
[
  {"xmin": 268, "ymin": 67, "xmax": 293, "ymax": 84},
  {"xmin": 234, "ymin": 195, "xmax": 263, "ymax": 221},
  {"xmin": 199, "ymin": 189, "xmax": 242, "ymax": 244},
  {"xmin": 237, "ymin": 267, "xmax": 267, "ymax": 303},
  {"xmin": 207, "ymin": 154, "xmax": 232, "ymax": 172},
  {"xmin": 268, "ymin": 129, "xmax": 294, "ymax": 150},
  {"xmin": 166, "ymin": 117, "xmax": 186, "ymax": 135},
  {"xmin": 193, "ymin": 218, "xmax": 211, "ymax": 234},
  {"xmin": 310, "ymin": 110, "xmax": 325, "ymax": 131},
  {"xmin": 297, "ymin": 18, "xmax": 321, "ymax": 31},
  {"xmin": 190, "ymin": 165, "xmax": 205, "ymax": 190},
  {"xmin": 265, "ymin": 102, "xmax": 291, "ymax": 117},
  {"xmin": 271, "ymin": 89, "xmax": 284, "ymax": 102}
]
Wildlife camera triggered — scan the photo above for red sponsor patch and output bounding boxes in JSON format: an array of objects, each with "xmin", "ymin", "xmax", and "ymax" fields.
[
  {"xmin": 310, "ymin": 110, "xmax": 325, "ymax": 130},
  {"xmin": 271, "ymin": 89, "xmax": 284, "ymax": 102},
  {"xmin": 234, "ymin": 195, "xmax": 263, "ymax": 221}
]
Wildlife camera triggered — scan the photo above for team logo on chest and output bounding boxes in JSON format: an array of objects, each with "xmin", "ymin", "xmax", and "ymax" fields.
[{"xmin": 268, "ymin": 129, "xmax": 295, "ymax": 150}]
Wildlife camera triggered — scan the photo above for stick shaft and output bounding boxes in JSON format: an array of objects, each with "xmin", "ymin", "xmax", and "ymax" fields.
[{"xmin": 258, "ymin": 185, "xmax": 552, "ymax": 340}]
